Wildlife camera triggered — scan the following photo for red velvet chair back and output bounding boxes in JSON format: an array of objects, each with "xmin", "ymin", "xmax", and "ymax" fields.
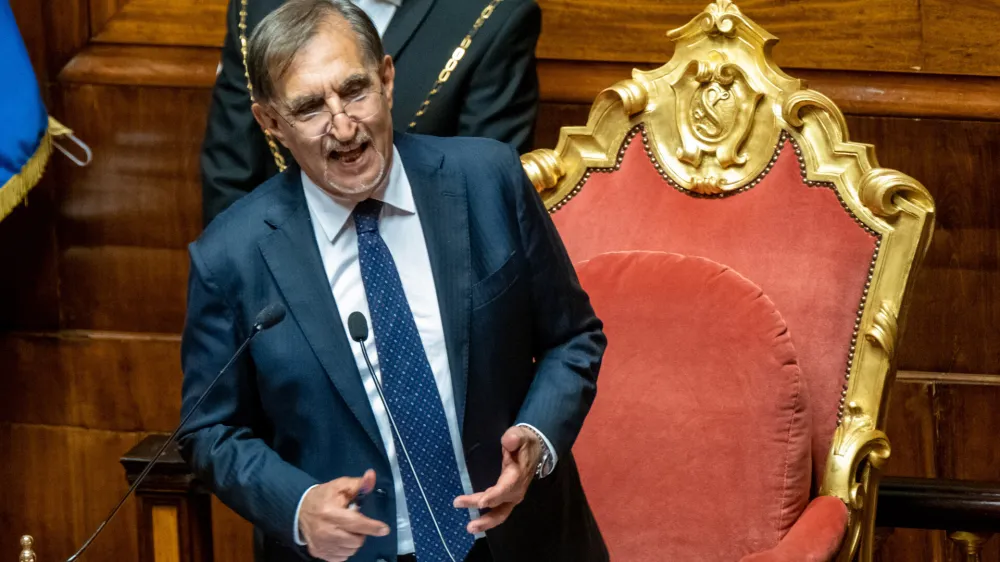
[{"xmin": 555, "ymin": 131, "xmax": 876, "ymax": 484}]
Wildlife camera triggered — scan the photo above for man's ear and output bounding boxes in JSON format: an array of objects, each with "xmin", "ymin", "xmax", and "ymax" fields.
[
  {"xmin": 380, "ymin": 55, "xmax": 396, "ymax": 111},
  {"xmin": 251, "ymin": 102, "xmax": 287, "ymax": 145}
]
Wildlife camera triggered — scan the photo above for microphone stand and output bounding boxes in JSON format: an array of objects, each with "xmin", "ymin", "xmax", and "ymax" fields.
[{"xmin": 64, "ymin": 304, "xmax": 284, "ymax": 562}]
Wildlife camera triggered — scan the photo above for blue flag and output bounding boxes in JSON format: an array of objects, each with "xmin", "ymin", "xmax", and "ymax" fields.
[{"xmin": 0, "ymin": 0, "xmax": 51, "ymax": 221}]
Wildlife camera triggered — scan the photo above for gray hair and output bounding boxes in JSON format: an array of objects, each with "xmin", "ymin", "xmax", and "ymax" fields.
[{"xmin": 247, "ymin": 0, "xmax": 384, "ymax": 104}]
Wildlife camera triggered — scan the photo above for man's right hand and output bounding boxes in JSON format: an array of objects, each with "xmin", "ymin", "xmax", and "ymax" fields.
[{"xmin": 299, "ymin": 470, "xmax": 390, "ymax": 561}]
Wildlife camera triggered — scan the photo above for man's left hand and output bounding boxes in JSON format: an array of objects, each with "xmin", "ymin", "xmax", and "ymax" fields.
[{"xmin": 453, "ymin": 426, "xmax": 541, "ymax": 534}]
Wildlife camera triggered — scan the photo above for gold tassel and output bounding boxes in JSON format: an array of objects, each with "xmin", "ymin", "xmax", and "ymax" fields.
[{"xmin": 0, "ymin": 121, "xmax": 54, "ymax": 222}]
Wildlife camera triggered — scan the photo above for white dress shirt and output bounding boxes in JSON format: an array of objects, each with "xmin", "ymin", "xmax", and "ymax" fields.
[{"xmin": 352, "ymin": 0, "xmax": 399, "ymax": 37}]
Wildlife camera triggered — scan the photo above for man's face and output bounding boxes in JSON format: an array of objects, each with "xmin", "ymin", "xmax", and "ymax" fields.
[{"xmin": 254, "ymin": 18, "xmax": 396, "ymax": 201}]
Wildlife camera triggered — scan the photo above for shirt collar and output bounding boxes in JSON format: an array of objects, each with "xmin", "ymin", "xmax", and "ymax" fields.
[{"xmin": 301, "ymin": 144, "xmax": 413, "ymax": 243}]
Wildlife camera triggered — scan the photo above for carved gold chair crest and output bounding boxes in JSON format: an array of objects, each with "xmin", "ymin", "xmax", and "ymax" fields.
[{"xmin": 523, "ymin": 1, "xmax": 935, "ymax": 560}]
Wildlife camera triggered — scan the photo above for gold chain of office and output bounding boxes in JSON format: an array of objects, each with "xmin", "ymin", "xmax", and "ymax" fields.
[{"xmin": 239, "ymin": 0, "xmax": 504, "ymax": 172}]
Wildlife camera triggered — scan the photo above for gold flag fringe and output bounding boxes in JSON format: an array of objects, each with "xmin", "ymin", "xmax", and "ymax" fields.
[{"xmin": 0, "ymin": 121, "xmax": 53, "ymax": 222}]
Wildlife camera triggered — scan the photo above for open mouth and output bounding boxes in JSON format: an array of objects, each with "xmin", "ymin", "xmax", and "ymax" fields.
[{"xmin": 329, "ymin": 141, "xmax": 369, "ymax": 164}]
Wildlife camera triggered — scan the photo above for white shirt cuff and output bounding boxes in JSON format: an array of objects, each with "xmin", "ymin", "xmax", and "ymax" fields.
[
  {"xmin": 516, "ymin": 423, "xmax": 558, "ymax": 468},
  {"xmin": 293, "ymin": 484, "xmax": 320, "ymax": 546}
]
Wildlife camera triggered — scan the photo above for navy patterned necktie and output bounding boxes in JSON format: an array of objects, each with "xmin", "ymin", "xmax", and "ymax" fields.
[{"xmin": 353, "ymin": 199, "xmax": 475, "ymax": 562}]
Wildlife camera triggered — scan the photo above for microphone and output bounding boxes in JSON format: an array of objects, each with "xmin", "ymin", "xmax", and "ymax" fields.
[
  {"xmin": 347, "ymin": 311, "xmax": 458, "ymax": 562},
  {"xmin": 64, "ymin": 303, "xmax": 287, "ymax": 562}
]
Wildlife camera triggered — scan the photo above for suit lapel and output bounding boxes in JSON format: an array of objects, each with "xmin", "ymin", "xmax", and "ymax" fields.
[
  {"xmin": 382, "ymin": 0, "xmax": 435, "ymax": 59},
  {"xmin": 258, "ymin": 171, "xmax": 385, "ymax": 456},
  {"xmin": 398, "ymin": 135, "xmax": 473, "ymax": 429}
]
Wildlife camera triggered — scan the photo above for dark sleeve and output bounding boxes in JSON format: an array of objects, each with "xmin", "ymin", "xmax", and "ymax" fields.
[
  {"xmin": 508, "ymin": 145, "xmax": 606, "ymax": 457},
  {"xmin": 177, "ymin": 244, "xmax": 319, "ymax": 544},
  {"xmin": 200, "ymin": 0, "xmax": 281, "ymax": 227},
  {"xmin": 457, "ymin": 0, "xmax": 541, "ymax": 154}
]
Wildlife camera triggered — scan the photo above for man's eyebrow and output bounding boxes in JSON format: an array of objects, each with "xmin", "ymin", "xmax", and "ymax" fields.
[
  {"xmin": 339, "ymin": 73, "xmax": 373, "ymax": 92},
  {"xmin": 285, "ymin": 93, "xmax": 325, "ymax": 115},
  {"xmin": 283, "ymin": 73, "xmax": 373, "ymax": 114}
]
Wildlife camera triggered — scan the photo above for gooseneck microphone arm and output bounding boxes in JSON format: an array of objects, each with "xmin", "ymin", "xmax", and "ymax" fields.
[
  {"xmin": 346, "ymin": 311, "xmax": 458, "ymax": 562},
  {"xmin": 64, "ymin": 303, "xmax": 287, "ymax": 562}
]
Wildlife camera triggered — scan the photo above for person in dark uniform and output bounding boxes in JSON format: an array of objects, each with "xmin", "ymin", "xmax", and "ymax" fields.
[{"xmin": 201, "ymin": 0, "xmax": 541, "ymax": 225}]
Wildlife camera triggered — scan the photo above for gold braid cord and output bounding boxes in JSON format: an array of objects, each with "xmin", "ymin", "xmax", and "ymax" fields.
[
  {"xmin": 239, "ymin": 0, "xmax": 503, "ymax": 171},
  {"xmin": 240, "ymin": 0, "xmax": 287, "ymax": 172},
  {"xmin": 407, "ymin": 0, "xmax": 503, "ymax": 129}
]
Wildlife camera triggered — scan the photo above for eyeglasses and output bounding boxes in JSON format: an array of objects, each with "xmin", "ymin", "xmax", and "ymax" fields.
[{"xmin": 281, "ymin": 90, "xmax": 384, "ymax": 139}]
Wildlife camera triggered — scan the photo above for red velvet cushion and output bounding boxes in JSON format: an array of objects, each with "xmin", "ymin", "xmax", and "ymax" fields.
[
  {"xmin": 554, "ymin": 137, "xmax": 878, "ymax": 482},
  {"xmin": 574, "ymin": 251, "xmax": 812, "ymax": 561}
]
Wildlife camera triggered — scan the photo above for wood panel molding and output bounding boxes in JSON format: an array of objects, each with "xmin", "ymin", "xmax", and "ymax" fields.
[
  {"xmin": 92, "ymin": 0, "xmax": 226, "ymax": 48},
  {"xmin": 538, "ymin": 61, "xmax": 1000, "ymax": 121},
  {"xmin": 72, "ymin": 0, "xmax": 1000, "ymax": 78},
  {"xmin": 59, "ymin": 45, "xmax": 220, "ymax": 89},
  {"xmin": 57, "ymin": 45, "xmax": 1000, "ymax": 122},
  {"xmin": 152, "ymin": 505, "xmax": 182, "ymax": 562},
  {"xmin": 898, "ymin": 371, "xmax": 1000, "ymax": 386},
  {"xmin": 0, "ymin": 332, "xmax": 182, "ymax": 431}
]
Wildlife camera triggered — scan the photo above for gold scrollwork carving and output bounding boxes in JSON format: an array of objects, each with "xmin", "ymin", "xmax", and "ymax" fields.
[
  {"xmin": 865, "ymin": 300, "xmax": 899, "ymax": 360},
  {"xmin": 520, "ymin": 149, "xmax": 566, "ymax": 193},
  {"xmin": 831, "ymin": 403, "xmax": 890, "ymax": 471},
  {"xmin": 825, "ymin": 402, "xmax": 891, "ymax": 560},
  {"xmin": 688, "ymin": 0, "xmax": 742, "ymax": 36},
  {"xmin": 782, "ymin": 90, "xmax": 851, "ymax": 141},
  {"xmin": 670, "ymin": 53, "xmax": 763, "ymax": 193},
  {"xmin": 858, "ymin": 168, "xmax": 934, "ymax": 218},
  {"xmin": 601, "ymin": 79, "xmax": 649, "ymax": 117}
]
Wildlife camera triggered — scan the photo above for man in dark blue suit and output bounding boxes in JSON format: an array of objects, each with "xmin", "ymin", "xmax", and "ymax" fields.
[{"xmin": 178, "ymin": 1, "xmax": 608, "ymax": 561}]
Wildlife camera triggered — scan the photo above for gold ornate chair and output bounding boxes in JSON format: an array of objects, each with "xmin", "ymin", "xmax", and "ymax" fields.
[{"xmin": 522, "ymin": 1, "xmax": 935, "ymax": 560}]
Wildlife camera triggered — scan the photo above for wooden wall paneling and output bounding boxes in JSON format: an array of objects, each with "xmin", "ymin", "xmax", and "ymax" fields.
[
  {"xmin": 52, "ymin": 84, "xmax": 207, "ymax": 250},
  {"xmin": 884, "ymin": 382, "xmax": 937, "ymax": 479},
  {"xmin": 843, "ymin": 116, "xmax": 1000, "ymax": 375},
  {"xmin": 0, "ymin": 333, "xmax": 181, "ymax": 431},
  {"xmin": 533, "ymin": 0, "xmax": 924, "ymax": 72},
  {"xmin": 89, "ymin": 0, "xmax": 130, "ymax": 38},
  {"xmin": 878, "ymin": 381, "xmax": 946, "ymax": 561},
  {"xmin": 40, "ymin": 0, "xmax": 91, "ymax": 80},
  {"xmin": 51, "ymin": 48, "xmax": 1000, "ymax": 122},
  {"xmin": 801, "ymin": 71, "xmax": 1000, "ymax": 121},
  {"xmin": 935, "ymin": 385, "xmax": 1000, "ymax": 482},
  {"xmin": 0, "ymin": 423, "xmax": 145, "ymax": 561},
  {"xmin": 92, "ymin": 0, "xmax": 227, "ymax": 47},
  {"xmin": 58, "ymin": 246, "xmax": 189, "ymax": 332},
  {"xmin": 39, "ymin": 0, "xmax": 1000, "ymax": 80},
  {"xmin": 537, "ymin": 60, "xmax": 1000, "ymax": 122},
  {"xmin": 211, "ymin": 498, "xmax": 254, "ymax": 562},
  {"xmin": 921, "ymin": 0, "xmax": 1000, "ymax": 76},
  {"xmin": 49, "ymin": 82, "xmax": 209, "ymax": 332},
  {"xmin": 60, "ymin": 45, "xmax": 221, "ymax": 89},
  {"xmin": 935, "ymin": 384, "xmax": 1000, "ymax": 561}
]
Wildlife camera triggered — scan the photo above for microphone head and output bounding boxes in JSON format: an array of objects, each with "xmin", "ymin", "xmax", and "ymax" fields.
[
  {"xmin": 348, "ymin": 311, "xmax": 369, "ymax": 342},
  {"xmin": 253, "ymin": 303, "xmax": 286, "ymax": 331}
]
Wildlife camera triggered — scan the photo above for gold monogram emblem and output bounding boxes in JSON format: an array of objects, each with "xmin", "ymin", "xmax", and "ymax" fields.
[{"xmin": 669, "ymin": 52, "xmax": 763, "ymax": 193}]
